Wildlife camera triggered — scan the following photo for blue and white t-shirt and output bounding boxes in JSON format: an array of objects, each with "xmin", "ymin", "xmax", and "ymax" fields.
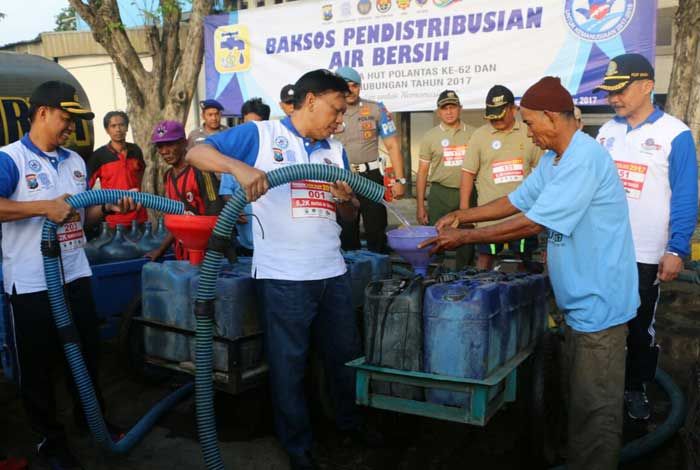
[
  {"xmin": 597, "ymin": 108, "xmax": 698, "ymax": 263},
  {"xmin": 0, "ymin": 135, "xmax": 92, "ymax": 294},
  {"xmin": 206, "ymin": 117, "xmax": 350, "ymax": 281},
  {"xmin": 509, "ymin": 131, "xmax": 639, "ymax": 333}
]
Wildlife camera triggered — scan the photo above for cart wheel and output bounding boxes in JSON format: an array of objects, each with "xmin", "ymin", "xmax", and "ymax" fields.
[
  {"xmin": 118, "ymin": 295, "xmax": 147, "ymax": 379},
  {"xmin": 310, "ymin": 351, "xmax": 335, "ymax": 421},
  {"xmin": 520, "ymin": 329, "xmax": 564, "ymax": 465}
]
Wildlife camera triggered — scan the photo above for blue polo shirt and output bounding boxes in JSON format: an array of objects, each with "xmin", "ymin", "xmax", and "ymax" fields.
[{"xmin": 509, "ymin": 131, "xmax": 639, "ymax": 333}]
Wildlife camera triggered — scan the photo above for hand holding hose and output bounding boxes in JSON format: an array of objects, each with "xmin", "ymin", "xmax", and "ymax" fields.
[
  {"xmin": 237, "ymin": 166, "xmax": 269, "ymax": 202},
  {"xmin": 44, "ymin": 193, "xmax": 75, "ymax": 224}
]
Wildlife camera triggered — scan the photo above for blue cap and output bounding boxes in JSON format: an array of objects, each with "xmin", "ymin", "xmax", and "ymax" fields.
[
  {"xmin": 335, "ymin": 67, "xmax": 361, "ymax": 85},
  {"xmin": 200, "ymin": 99, "xmax": 223, "ymax": 111}
]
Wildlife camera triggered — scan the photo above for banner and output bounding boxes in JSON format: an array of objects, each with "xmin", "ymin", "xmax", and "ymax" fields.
[{"xmin": 204, "ymin": 0, "xmax": 656, "ymax": 116}]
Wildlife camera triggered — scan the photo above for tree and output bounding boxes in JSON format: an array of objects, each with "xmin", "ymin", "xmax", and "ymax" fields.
[
  {"xmin": 666, "ymin": 0, "xmax": 700, "ymax": 149},
  {"xmin": 55, "ymin": 6, "xmax": 78, "ymax": 31},
  {"xmin": 69, "ymin": 0, "xmax": 214, "ymax": 195}
]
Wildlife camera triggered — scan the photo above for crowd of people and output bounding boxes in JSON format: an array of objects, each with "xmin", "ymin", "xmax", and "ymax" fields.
[{"xmin": 0, "ymin": 52, "xmax": 696, "ymax": 470}]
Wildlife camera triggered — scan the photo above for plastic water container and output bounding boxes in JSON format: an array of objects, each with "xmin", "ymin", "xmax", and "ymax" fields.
[
  {"xmin": 530, "ymin": 273, "xmax": 548, "ymax": 340},
  {"xmin": 100, "ymin": 224, "xmax": 141, "ymax": 262},
  {"xmin": 229, "ymin": 256, "xmax": 253, "ymax": 276},
  {"xmin": 423, "ymin": 280, "xmax": 501, "ymax": 407},
  {"xmin": 141, "ymin": 260, "xmax": 199, "ymax": 362},
  {"xmin": 364, "ymin": 278, "xmax": 424, "ymax": 400},
  {"xmin": 85, "ymin": 221, "xmax": 113, "ymax": 264},
  {"xmin": 345, "ymin": 250, "xmax": 391, "ymax": 282},
  {"xmin": 187, "ymin": 270, "xmax": 261, "ymax": 372},
  {"xmin": 344, "ymin": 254, "xmax": 372, "ymax": 309},
  {"xmin": 505, "ymin": 274, "xmax": 533, "ymax": 351}
]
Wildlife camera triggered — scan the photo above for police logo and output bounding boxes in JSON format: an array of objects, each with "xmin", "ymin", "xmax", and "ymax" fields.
[
  {"xmin": 73, "ymin": 170, "xmax": 85, "ymax": 180},
  {"xmin": 273, "ymin": 148, "xmax": 284, "ymax": 162},
  {"xmin": 340, "ymin": 0, "xmax": 352, "ymax": 17},
  {"xmin": 564, "ymin": 0, "xmax": 636, "ymax": 42},
  {"xmin": 441, "ymin": 138, "xmax": 450, "ymax": 147},
  {"xmin": 491, "ymin": 140, "xmax": 502, "ymax": 150},
  {"xmin": 38, "ymin": 173, "xmax": 51, "ymax": 187},
  {"xmin": 433, "ymin": 0, "xmax": 460, "ymax": 6},
  {"xmin": 357, "ymin": 0, "xmax": 371, "ymax": 15},
  {"xmin": 285, "ymin": 150, "xmax": 297, "ymax": 163},
  {"xmin": 274, "ymin": 136, "xmax": 289, "ymax": 149},
  {"xmin": 397, "ymin": 0, "xmax": 410, "ymax": 9},
  {"xmin": 27, "ymin": 159, "xmax": 42, "ymax": 172},
  {"xmin": 605, "ymin": 60, "xmax": 618, "ymax": 77},
  {"xmin": 377, "ymin": 0, "xmax": 391, "ymax": 13},
  {"xmin": 25, "ymin": 174, "xmax": 39, "ymax": 190},
  {"xmin": 322, "ymin": 4, "xmax": 333, "ymax": 21},
  {"xmin": 642, "ymin": 138, "xmax": 661, "ymax": 151},
  {"xmin": 186, "ymin": 191, "xmax": 194, "ymax": 203},
  {"xmin": 323, "ymin": 157, "xmax": 338, "ymax": 167}
]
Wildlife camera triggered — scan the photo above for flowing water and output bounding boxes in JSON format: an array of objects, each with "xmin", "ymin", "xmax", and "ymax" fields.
[{"xmin": 381, "ymin": 200, "xmax": 412, "ymax": 228}]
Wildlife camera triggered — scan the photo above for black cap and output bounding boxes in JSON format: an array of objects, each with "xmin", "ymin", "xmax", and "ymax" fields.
[
  {"xmin": 293, "ymin": 69, "xmax": 349, "ymax": 104},
  {"xmin": 593, "ymin": 53, "xmax": 655, "ymax": 93},
  {"xmin": 484, "ymin": 85, "xmax": 514, "ymax": 120},
  {"xmin": 200, "ymin": 99, "xmax": 224, "ymax": 111},
  {"xmin": 280, "ymin": 84, "xmax": 295, "ymax": 104},
  {"xmin": 29, "ymin": 81, "xmax": 94, "ymax": 120},
  {"xmin": 437, "ymin": 90, "xmax": 461, "ymax": 108}
]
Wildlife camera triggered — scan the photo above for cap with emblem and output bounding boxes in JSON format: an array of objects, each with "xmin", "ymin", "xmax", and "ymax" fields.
[
  {"xmin": 335, "ymin": 66, "xmax": 362, "ymax": 85},
  {"xmin": 437, "ymin": 90, "xmax": 461, "ymax": 108},
  {"xmin": 151, "ymin": 120, "xmax": 186, "ymax": 144},
  {"xmin": 280, "ymin": 84, "xmax": 295, "ymax": 104},
  {"xmin": 200, "ymin": 99, "xmax": 224, "ymax": 111},
  {"xmin": 593, "ymin": 53, "xmax": 655, "ymax": 93},
  {"xmin": 484, "ymin": 85, "xmax": 515, "ymax": 120},
  {"xmin": 30, "ymin": 81, "xmax": 95, "ymax": 120}
]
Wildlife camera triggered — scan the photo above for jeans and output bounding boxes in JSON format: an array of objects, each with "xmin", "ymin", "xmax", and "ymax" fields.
[{"xmin": 256, "ymin": 272, "xmax": 361, "ymax": 458}]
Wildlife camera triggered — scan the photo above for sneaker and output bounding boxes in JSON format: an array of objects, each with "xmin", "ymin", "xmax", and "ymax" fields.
[
  {"xmin": 625, "ymin": 387, "xmax": 651, "ymax": 420},
  {"xmin": 36, "ymin": 438, "xmax": 83, "ymax": 470}
]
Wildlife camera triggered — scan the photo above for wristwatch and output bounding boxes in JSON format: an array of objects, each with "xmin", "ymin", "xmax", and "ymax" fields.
[
  {"xmin": 395, "ymin": 177, "xmax": 407, "ymax": 185},
  {"xmin": 665, "ymin": 251, "xmax": 680, "ymax": 257}
]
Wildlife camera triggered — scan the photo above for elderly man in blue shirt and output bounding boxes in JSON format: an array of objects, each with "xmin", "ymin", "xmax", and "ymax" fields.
[{"xmin": 423, "ymin": 76, "xmax": 639, "ymax": 470}]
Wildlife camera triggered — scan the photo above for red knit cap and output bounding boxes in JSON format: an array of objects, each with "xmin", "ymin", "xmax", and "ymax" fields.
[{"xmin": 520, "ymin": 76, "xmax": 574, "ymax": 113}]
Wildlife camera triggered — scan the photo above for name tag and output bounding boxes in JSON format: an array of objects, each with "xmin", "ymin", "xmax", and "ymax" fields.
[
  {"xmin": 492, "ymin": 158, "xmax": 524, "ymax": 184},
  {"xmin": 57, "ymin": 215, "xmax": 86, "ymax": 252},
  {"xmin": 291, "ymin": 180, "xmax": 336, "ymax": 220},
  {"xmin": 442, "ymin": 145, "xmax": 466, "ymax": 167},
  {"xmin": 615, "ymin": 160, "xmax": 648, "ymax": 199}
]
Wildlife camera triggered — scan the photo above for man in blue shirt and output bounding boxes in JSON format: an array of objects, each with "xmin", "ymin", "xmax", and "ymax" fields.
[
  {"xmin": 423, "ymin": 77, "xmax": 639, "ymax": 470},
  {"xmin": 186, "ymin": 70, "xmax": 371, "ymax": 470}
]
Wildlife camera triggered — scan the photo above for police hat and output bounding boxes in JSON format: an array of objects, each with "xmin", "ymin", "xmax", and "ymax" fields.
[
  {"xmin": 335, "ymin": 66, "xmax": 362, "ymax": 85},
  {"xmin": 200, "ymin": 99, "xmax": 224, "ymax": 111},
  {"xmin": 593, "ymin": 53, "xmax": 655, "ymax": 93},
  {"xmin": 484, "ymin": 85, "xmax": 515, "ymax": 120},
  {"xmin": 280, "ymin": 84, "xmax": 295, "ymax": 104},
  {"xmin": 437, "ymin": 90, "xmax": 461, "ymax": 108},
  {"xmin": 30, "ymin": 81, "xmax": 95, "ymax": 120}
]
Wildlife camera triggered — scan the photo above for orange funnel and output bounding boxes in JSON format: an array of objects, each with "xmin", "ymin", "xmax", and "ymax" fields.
[{"xmin": 164, "ymin": 214, "xmax": 218, "ymax": 265}]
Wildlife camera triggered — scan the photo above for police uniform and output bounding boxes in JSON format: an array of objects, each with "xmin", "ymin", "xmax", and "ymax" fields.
[
  {"xmin": 205, "ymin": 118, "xmax": 361, "ymax": 461},
  {"xmin": 333, "ymin": 99, "xmax": 396, "ymax": 253},
  {"xmin": 186, "ymin": 124, "xmax": 229, "ymax": 151}
]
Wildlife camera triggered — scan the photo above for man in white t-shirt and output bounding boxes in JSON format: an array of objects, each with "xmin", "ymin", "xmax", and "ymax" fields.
[{"xmin": 0, "ymin": 81, "xmax": 135, "ymax": 469}]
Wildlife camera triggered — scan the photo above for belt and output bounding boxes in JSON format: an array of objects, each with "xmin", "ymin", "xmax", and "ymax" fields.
[{"xmin": 350, "ymin": 160, "xmax": 381, "ymax": 173}]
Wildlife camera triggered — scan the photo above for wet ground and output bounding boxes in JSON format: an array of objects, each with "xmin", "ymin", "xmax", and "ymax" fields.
[{"xmin": 1, "ymin": 198, "xmax": 698, "ymax": 469}]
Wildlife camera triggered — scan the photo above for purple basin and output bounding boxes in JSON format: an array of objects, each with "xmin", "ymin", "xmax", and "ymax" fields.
[{"xmin": 387, "ymin": 226, "xmax": 437, "ymax": 276}]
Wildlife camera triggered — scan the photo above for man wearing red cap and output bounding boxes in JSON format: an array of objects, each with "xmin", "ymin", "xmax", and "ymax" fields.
[
  {"xmin": 595, "ymin": 53, "xmax": 698, "ymax": 421},
  {"xmin": 146, "ymin": 120, "xmax": 223, "ymax": 261},
  {"xmin": 423, "ymin": 76, "xmax": 639, "ymax": 470}
]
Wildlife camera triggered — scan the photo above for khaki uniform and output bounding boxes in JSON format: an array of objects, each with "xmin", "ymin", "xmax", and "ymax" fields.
[
  {"xmin": 419, "ymin": 123, "xmax": 475, "ymax": 189},
  {"xmin": 186, "ymin": 124, "xmax": 229, "ymax": 151},
  {"xmin": 462, "ymin": 121, "xmax": 541, "ymax": 227}
]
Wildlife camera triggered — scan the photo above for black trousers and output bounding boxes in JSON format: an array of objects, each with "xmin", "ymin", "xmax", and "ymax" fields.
[
  {"xmin": 626, "ymin": 263, "xmax": 660, "ymax": 390},
  {"xmin": 9, "ymin": 276, "xmax": 104, "ymax": 440},
  {"xmin": 340, "ymin": 168, "xmax": 388, "ymax": 253}
]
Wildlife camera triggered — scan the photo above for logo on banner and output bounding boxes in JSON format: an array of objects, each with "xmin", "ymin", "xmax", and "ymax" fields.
[
  {"xmin": 416, "ymin": 0, "xmax": 428, "ymax": 5},
  {"xmin": 340, "ymin": 1, "xmax": 352, "ymax": 17},
  {"xmin": 357, "ymin": 0, "xmax": 371, "ymax": 15},
  {"xmin": 322, "ymin": 4, "xmax": 333, "ymax": 20},
  {"xmin": 377, "ymin": 0, "xmax": 391, "ymax": 13},
  {"xmin": 397, "ymin": 0, "xmax": 410, "ymax": 9},
  {"xmin": 564, "ymin": 0, "xmax": 636, "ymax": 41},
  {"xmin": 433, "ymin": 0, "xmax": 460, "ymax": 6},
  {"xmin": 214, "ymin": 24, "xmax": 251, "ymax": 73}
]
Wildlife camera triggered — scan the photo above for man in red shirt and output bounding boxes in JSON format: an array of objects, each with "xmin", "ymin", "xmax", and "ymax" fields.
[
  {"xmin": 88, "ymin": 111, "xmax": 148, "ymax": 226},
  {"xmin": 145, "ymin": 120, "xmax": 223, "ymax": 261}
]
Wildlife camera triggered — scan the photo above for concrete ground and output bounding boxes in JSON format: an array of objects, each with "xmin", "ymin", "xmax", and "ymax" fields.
[{"xmin": 1, "ymin": 197, "xmax": 697, "ymax": 469}]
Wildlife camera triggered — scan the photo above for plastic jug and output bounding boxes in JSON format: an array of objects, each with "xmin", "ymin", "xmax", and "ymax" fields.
[
  {"xmin": 99, "ymin": 224, "xmax": 140, "ymax": 261},
  {"xmin": 152, "ymin": 217, "xmax": 169, "ymax": 245},
  {"xmin": 125, "ymin": 220, "xmax": 143, "ymax": 243},
  {"xmin": 345, "ymin": 250, "xmax": 391, "ymax": 282},
  {"xmin": 135, "ymin": 222, "xmax": 162, "ymax": 254},
  {"xmin": 344, "ymin": 254, "xmax": 372, "ymax": 309},
  {"xmin": 85, "ymin": 222, "xmax": 113, "ymax": 264}
]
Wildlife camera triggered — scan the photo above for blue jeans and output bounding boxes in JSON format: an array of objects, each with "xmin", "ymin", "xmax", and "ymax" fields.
[{"xmin": 256, "ymin": 272, "xmax": 361, "ymax": 458}]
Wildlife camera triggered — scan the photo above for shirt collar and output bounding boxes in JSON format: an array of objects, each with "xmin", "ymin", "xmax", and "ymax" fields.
[
  {"xmin": 489, "ymin": 120, "xmax": 520, "ymax": 134},
  {"xmin": 439, "ymin": 122, "xmax": 467, "ymax": 133},
  {"xmin": 21, "ymin": 134, "xmax": 70, "ymax": 162},
  {"xmin": 613, "ymin": 106, "xmax": 664, "ymax": 130},
  {"xmin": 281, "ymin": 117, "xmax": 331, "ymax": 151}
]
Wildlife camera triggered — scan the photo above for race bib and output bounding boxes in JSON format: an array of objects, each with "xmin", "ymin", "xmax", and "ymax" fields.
[
  {"xmin": 291, "ymin": 180, "xmax": 336, "ymax": 220},
  {"xmin": 615, "ymin": 161, "xmax": 648, "ymax": 199},
  {"xmin": 57, "ymin": 214, "xmax": 86, "ymax": 252},
  {"xmin": 492, "ymin": 158, "xmax": 524, "ymax": 184},
  {"xmin": 442, "ymin": 145, "xmax": 466, "ymax": 167}
]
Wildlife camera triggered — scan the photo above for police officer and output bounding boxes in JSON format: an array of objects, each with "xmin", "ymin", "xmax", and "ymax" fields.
[
  {"xmin": 416, "ymin": 90, "xmax": 475, "ymax": 268},
  {"xmin": 595, "ymin": 53, "xmax": 698, "ymax": 420},
  {"xmin": 460, "ymin": 85, "xmax": 542, "ymax": 270},
  {"xmin": 333, "ymin": 66, "xmax": 406, "ymax": 253},
  {"xmin": 0, "ymin": 81, "xmax": 135, "ymax": 469},
  {"xmin": 279, "ymin": 84, "xmax": 295, "ymax": 116},
  {"xmin": 186, "ymin": 99, "xmax": 229, "ymax": 150}
]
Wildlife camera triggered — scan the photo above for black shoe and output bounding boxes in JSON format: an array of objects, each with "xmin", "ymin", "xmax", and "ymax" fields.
[
  {"xmin": 289, "ymin": 451, "xmax": 319, "ymax": 470},
  {"xmin": 36, "ymin": 438, "xmax": 83, "ymax": 470},
  {"xmin": 339, "ymin": 424, "xmax": 386, "ymax": 449},
  {"xmin": 625, "ymin": 387, "xmax": 651, "ymax": 420}
]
